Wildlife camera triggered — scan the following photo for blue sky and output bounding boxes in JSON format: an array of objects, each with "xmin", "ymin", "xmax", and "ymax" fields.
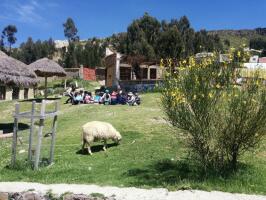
[{"xmin": 0, "ymin": 0, "xmax": 265, "ymax": 45}]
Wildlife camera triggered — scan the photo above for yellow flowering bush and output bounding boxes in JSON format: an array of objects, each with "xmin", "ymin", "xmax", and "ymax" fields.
[{"xmin": 161, "ymin": 48, "xmax": 266, "ymax": 172}]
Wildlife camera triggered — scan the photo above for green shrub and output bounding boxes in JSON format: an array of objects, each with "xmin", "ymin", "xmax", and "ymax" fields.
[
  {"xmin": 54, "ymin": 87, "xmax": 65, "ymax": 95},
  {"xmin": 161, "ymin": 48, "xmax": 266, "ymax": 172}
]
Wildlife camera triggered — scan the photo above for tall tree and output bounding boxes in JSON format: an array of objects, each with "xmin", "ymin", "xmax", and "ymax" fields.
[
  {"xmin": 2, "ymin": 25, "xmax": 17, "ymax": 54},
  {"xmin": 177, "ymin": 16, "xmax": 190, "ymax": 34},
  {"xmin": 137, "ymin": 12, "xmax": 161, "ymax": 47},
  {"xmin": 63, "ymin": 18, "xmax": 79, "ymax": 42},
  {"xmin": 19, "ymin": 37, "xmax": 36, "ymax": 64},
  {"xmin": 156, "ymin": 26, "xmax": 183, "ymax": 59},
  {"xmin": 0, "ymin": 36, "xmax": 4, "ymax": 51},
  {"xmin": 194, "ymin": 30, "xmax": 212, "ymax": 53},
  {"xmin": 82, "ymin": 38, "xmax": 105, "ymax": 67},
  {"xmin": 11, "ymin": 37, "xmax": 56, "ymax": 64},
  {"xmin": 46, "ymin": 38, "xmax": 56, "ymax": 59},
  {"xmin": 109, "ymin": 14, "xmax": 223, "ymax": 61},
  {"xmin": 127, "ymin": 17, "xmax": 155, "ymax": 59},
  {"xmin": 63, "ymin": 18, "xmax": 79, "ymax": 67},
  {"xmin": 109, "ymin": 33, "xmax": 128, "ymax": 54},
  {"xmin": 155, "ymin": 16, "xmax": 195, "ymax": 59}
]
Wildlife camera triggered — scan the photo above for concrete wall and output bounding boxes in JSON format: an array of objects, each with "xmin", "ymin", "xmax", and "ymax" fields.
[
  {"xmin": 244, "ymin": 63, "xmax": 266, "ymax": 69},
  {"xmin": 2, "ymin": 87, "xmax": 34, "ymax": 101},
  {"xmin": 5, "ymin": 88, "xmax": 12, "ymax": 101}
]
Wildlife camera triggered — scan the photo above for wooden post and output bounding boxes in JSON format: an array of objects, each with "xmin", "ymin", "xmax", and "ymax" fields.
[
  {"xmin": 49, "ymin": 101, "xmax": 59, "ymax": 164},
  {"xmin": 28, "ymin": 101, "xmax": 36, "ymax": 163},
  {"xmin": 64, "ymin": 79, "xmax": 67, "ymax": 90},
  {"xmin": 44, "ymin": 77, "xmax": 48, "ymax": 99},
  {"xmin": 11, "ymin": 103, "xmax": 20, "ymax": 167},
  {"xmin": 34, "ymin": 100, "xmax": 46, "ymax": 170}
]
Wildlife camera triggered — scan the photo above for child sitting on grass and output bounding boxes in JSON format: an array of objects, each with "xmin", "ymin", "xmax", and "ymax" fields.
[
  {"xmin": 84, "ymin": 92, "xmax": 94, "ymax": 104},
  {"xmin": 73, "ymin": 92, "xmax": 83, "ymax": 105}
]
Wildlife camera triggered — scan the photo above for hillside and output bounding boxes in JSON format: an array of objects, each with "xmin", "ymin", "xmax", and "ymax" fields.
[{"xmin": 208, "ymin": 28, "xmax": 266, "ymax": 49}]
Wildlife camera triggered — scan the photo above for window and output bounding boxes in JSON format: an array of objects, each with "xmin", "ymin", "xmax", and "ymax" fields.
[
  {"xmin": 150, "ymin": 68, "xmax": 157, "ymax": 79},
  {"xmin": 140, "ymin": 68, "xmax": 148, "ymax": 79},
  {"xmin": 0, "ymin": 86, "xmax": 6, "ymax": 100},
  {"xmin": 120, "ymin": 67, "xmax": 131, "ymax": 80}
]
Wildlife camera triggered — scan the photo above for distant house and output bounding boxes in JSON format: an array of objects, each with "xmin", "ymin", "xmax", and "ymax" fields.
[
  {"xmin": 195, "ymin": 52, "xmax": 214, "ymax": 59},
  {"xmin": 54, "ymin": 40, "xmax": 69, "ymax": 49},
  {"xmin": 0, "ymin": 51, "xmax": 37, "ymax": 100},
  {"xmin": 243, "ymin": 56, "xmax": 266, "ymax": 70},
  {"xmin": 239, "ymin": 56, "xmax": 266, "ymax": 81},
  {"xmin": 244, "ymin": 47, "xmax": 263, "ymax": 55},
  {"xmin": 104, "ymin": 48, "xmax": 163, "ymax": 91},
  {"xmin": 64, "ymin": 66, "xmax": 105, "ymax": 81}
]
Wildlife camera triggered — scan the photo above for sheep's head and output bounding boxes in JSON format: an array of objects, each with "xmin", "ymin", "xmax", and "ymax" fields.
[{"xmin": 113, "ymin": 131, "xmax": 122, "ymax": 144}]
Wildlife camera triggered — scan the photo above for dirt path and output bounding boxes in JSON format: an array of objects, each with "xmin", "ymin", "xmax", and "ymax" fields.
[{"xmin": 0, "ymin": 182, "xmax": 265, "ymax": 200}]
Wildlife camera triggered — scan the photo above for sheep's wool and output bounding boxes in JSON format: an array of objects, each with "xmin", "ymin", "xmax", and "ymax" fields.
[{"xmin": 82, "ymin": 121, "xmax": 122, "ymax": 147}]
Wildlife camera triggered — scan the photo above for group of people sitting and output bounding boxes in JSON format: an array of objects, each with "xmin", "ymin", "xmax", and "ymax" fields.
[{"xmin": 65, "ymin": 86, "xmax": 141, "ymax": 106}]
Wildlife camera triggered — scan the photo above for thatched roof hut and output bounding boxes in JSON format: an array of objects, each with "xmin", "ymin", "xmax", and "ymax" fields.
[
  {"xmin": 29, "ymin": 58, "xmax": 66, "ymax": 98},
  {"xmin": 0, "ymin": 50, "xmax": 37, "ymax": 87},
  {"xmin": 29, "ymin": 58, "xmax": 66, "ymax": 77}
]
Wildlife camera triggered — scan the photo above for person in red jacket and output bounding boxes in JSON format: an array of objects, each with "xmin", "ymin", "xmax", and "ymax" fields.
[{"xmin": 111, "ymin": 91, "xmax": 118, "ymax": 105}]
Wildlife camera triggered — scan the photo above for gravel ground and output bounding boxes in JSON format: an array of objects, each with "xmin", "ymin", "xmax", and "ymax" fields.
[{"xmin": 0, "ymin": 182, "xmax": 265, "ymax": 200}]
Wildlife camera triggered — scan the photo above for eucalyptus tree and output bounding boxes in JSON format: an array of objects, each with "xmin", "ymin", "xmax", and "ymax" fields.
[{"xmin": 2, "ymin": 25, "xmax": 18, "ymax": 54}]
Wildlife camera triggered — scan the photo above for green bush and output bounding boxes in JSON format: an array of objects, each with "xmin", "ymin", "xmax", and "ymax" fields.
[
  {"xmin": 161, "ymin": 48, "xmax": 266, "ymax": 172},
  {"xmin": 54, "ymin": 87, "xmax": 65, "ymax": 95}
]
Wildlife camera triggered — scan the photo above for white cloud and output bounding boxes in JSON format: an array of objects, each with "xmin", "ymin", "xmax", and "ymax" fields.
[
  {"xmin": 15, "ymin": 2, "xmax": 43, "ymax": 23},
  {"xmin": 0, "ymin": 0, "xmax": 57, "ymax": 25}
]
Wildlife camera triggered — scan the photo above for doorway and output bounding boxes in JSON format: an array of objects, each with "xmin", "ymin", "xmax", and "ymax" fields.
[
  {"xmin": 0, "ymin": 86, "xmax": 6, "ymax": 100},
  {"xmin": 12, "ymin": 87, "xmax": 20, "ymax": 100}
]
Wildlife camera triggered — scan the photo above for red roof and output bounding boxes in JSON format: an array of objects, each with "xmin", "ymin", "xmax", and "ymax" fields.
[{"xmin": 259, "ymin": 57, "xmax": 266, "ymax": 63}]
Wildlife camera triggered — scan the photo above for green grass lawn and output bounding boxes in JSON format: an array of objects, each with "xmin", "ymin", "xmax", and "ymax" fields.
[{"xmin": 0, "ymin": 93, "xmax": 265, "ymax": 195}]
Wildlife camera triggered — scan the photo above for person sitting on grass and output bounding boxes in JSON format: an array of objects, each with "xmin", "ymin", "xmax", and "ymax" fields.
[
  {"xmin": 84, "ymin": 92, "xmax": 94, "ymax": 104},
  {"xmin": 127, "ymin": 92, "xmax": 137, "ymax": 106},
  {"xmin": 134, "ymin": 92, "xmax": 141, "ymax": 105},
  {"xmin": 117, "ymin": 90, "xmax": 127, "ymax": 105},
  {"xmin": 80, "ymin": 90, "xmax": 85, "ymax": 101},
  {"xmin": 101, "ymin": 89, "xmax": 111, "ymax": 105},
  {"xmin": 111, "ymin": 90, "xmax": 118, "ymax": 105},
  {"xmin": 73, "ymin": 92, "xmax": 83, "ymax": 105},
  {"xmin": 65, "ymin": 85, "xmax": 76, "ymax": 104},
  {"xmin": 94, "ymin": 91, "xmax": 101, "ymax": 104}
]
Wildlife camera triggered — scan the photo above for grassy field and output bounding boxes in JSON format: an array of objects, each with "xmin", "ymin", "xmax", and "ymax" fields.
[{"xmin": 0, "ymin": 93, "xmax": 265, "ymax": 195}]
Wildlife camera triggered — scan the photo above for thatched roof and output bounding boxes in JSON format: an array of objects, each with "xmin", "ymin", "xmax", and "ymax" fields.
[
  {"xmin": 0, "ymin": 51, "xmax": 7, "ymax": 57},
  {"xmin": 0, "ymin": 50, "xmax": 38, "ymax": 87},
  {"xmin": 29, "ymin": 58, "xmax": 66, "ymax": 77}
]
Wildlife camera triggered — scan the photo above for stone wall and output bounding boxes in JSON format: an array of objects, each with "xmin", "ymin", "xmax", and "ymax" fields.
[{"xmin": 0, "ymin": 191, "xmax": 115, "ymax": 200}]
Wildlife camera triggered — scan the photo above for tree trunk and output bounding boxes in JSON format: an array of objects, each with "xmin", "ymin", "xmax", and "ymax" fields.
[
  {"xmin": 9, "ymin": 43, "xmax": 11, "ymax": 55},
  {"xmin": 231, "ymin": 152, "xmax": 237, "ymax": 170},
  {"xmin": 231, "ymin": 145, "xmax": 239, "ymax": 170}
]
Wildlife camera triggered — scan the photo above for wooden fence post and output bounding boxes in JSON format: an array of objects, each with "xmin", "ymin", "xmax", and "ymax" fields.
[
  {"xmin": 34, "ymin": 100, "xmax": 46, "ymax": 170},
  {"xmin": 11, "ymin": 103, "xmax": 20, "ymax": 167},
  {"xmin": 28, "ymin": 101, "xmax": 36, "ymax": 163},
  {"xmin": 44, "ymin": 77, "xmax": 48, "ymax": 99},
  {"xmin": 49, "ymin": 101, "xmax": 59, "ymax": 164}
]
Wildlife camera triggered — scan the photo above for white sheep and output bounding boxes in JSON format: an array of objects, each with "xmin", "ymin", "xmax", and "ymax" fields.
[{"xmin": 82, "ymin": 121, "xmax": 122, "ymax": 155}]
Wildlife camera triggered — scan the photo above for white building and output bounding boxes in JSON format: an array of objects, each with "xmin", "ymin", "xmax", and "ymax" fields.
[
  {"xmin": 54, "ymin": 40, "xmax": 69, "ymax": 49},
  {"xmin": 244, "ymin": 56, "xmax": 266, "ymax": 69}
]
